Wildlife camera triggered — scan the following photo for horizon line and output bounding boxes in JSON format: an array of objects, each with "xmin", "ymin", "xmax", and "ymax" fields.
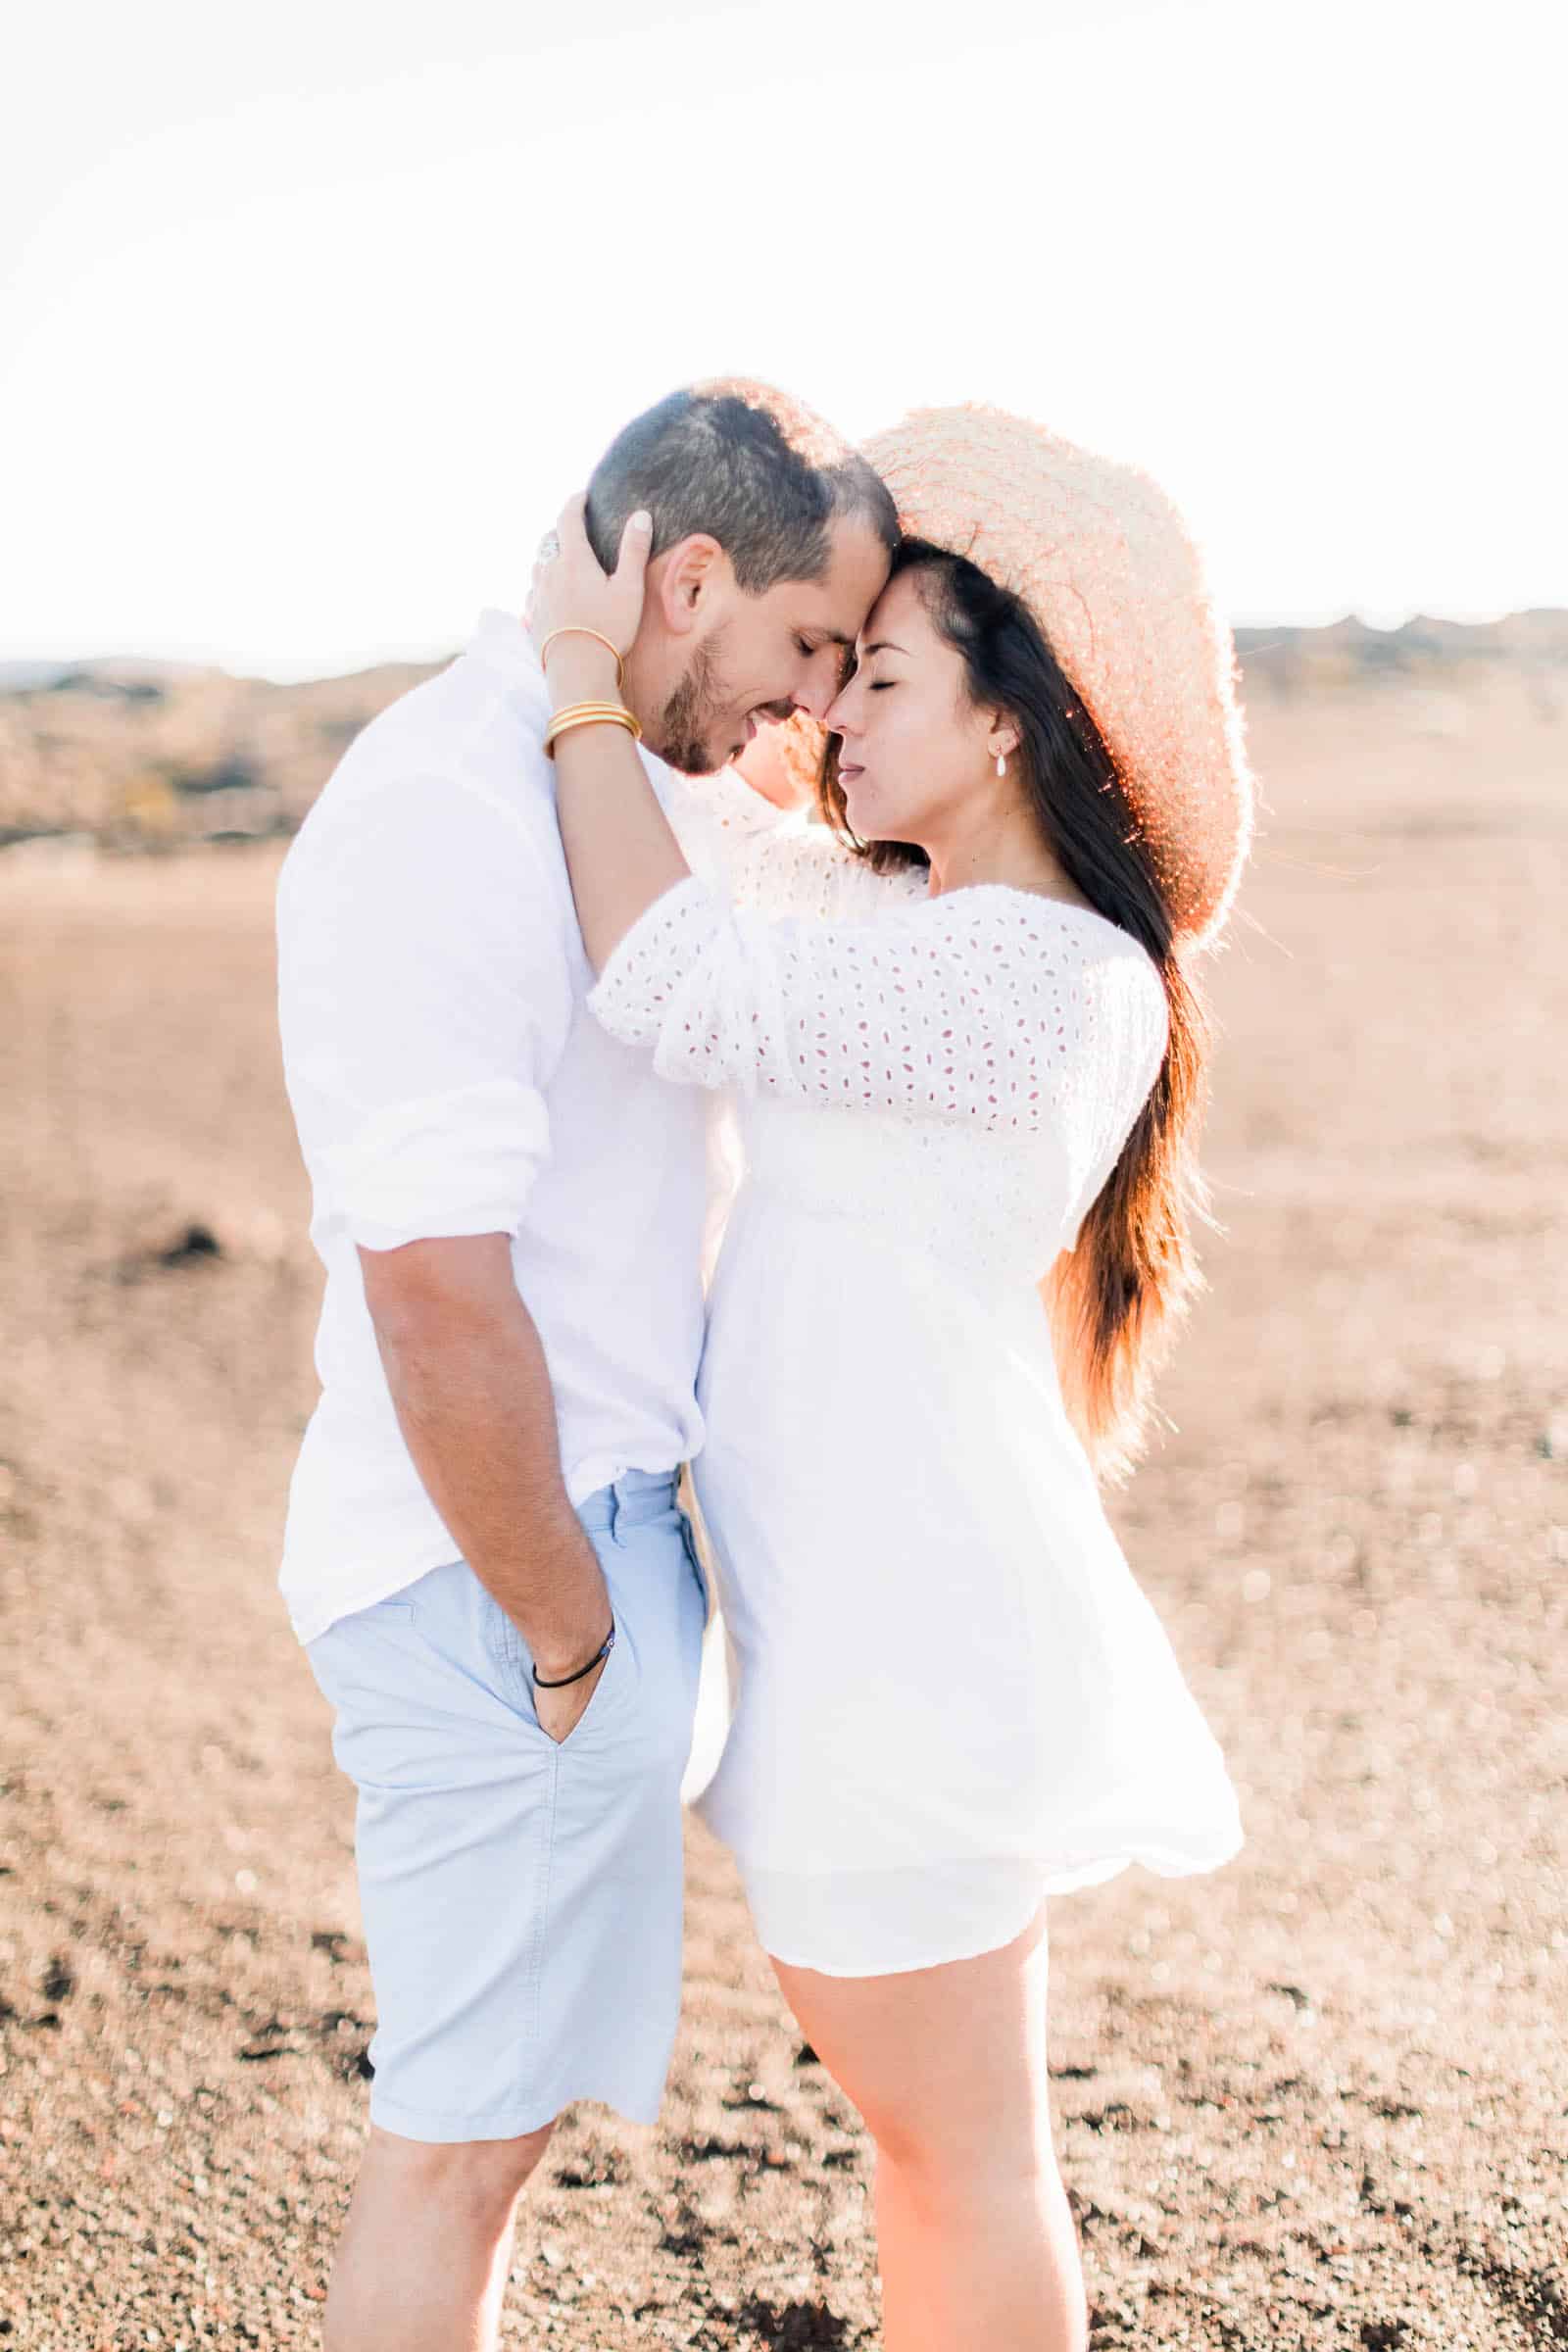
[{"xmin": 3, "ymin": 601, "xmax": 1564, "ymax": 689}]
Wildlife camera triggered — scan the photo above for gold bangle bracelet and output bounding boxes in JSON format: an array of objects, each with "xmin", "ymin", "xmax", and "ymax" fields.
[
  {"xmin": 543, "ymin": 702, "xmax": 643, "ymax": 759},
  {"xmin": 537, "ymin": 626, "xmax": 625, "ymax": 692},
  {"xmin": 545, "ymin": 710, "xmax": 640, "ymax": 759},
  {"xmin": 545, "ymin": 702, "xmax": 641, "ymax": 738}
]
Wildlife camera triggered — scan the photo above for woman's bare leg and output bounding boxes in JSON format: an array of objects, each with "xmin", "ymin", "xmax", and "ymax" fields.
[{"xmin": 772, "ymin": 1910, "xmax": 1086, "ymax": 2352}]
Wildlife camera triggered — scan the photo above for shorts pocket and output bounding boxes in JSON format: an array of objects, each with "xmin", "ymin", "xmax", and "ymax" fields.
[
  {"xmin": 536, "ymin": 1616, "xmax": 634, "ymax": 1754},
  {"xmin": 304, "ymin": 1593, "xmax": 421, "ymax": 1717}
]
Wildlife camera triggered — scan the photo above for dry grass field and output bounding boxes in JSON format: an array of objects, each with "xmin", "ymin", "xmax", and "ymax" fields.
[{"xmin": 1, "ymin": 669, "xmax": 1565, "ymax": 2348}]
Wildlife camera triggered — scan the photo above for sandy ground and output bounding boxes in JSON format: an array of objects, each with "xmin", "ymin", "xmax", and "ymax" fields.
[{"xmin": 1, "ymin": 689, "xmax": 1565, "ymax": 2347}]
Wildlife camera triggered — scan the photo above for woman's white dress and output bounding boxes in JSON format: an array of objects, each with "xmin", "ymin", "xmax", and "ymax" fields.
[{"xmin": 593, "ymin": 772, "xmax": 1244, "ymax": 1975}]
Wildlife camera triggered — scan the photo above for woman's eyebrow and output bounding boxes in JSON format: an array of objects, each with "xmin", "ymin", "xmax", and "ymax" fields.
[{"xmin": 862, "ymin": 639, "xmax": 908, "ymax": 658}]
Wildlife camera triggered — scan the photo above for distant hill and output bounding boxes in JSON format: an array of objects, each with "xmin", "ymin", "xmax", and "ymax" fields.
[
  {"xmin": 1235, "ymin": 610, "xmax": 1568, "ymax": 694},
  {"xmin": 0, "ymin": 657, "xmax": 440, "ymax": 850},
  {"xmin": 2, "ymin": 612, "xmax": 1564, "ymax": 853}
]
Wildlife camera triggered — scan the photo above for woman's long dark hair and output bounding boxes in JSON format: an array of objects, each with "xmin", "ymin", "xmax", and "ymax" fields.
[{"xmin": 817, "ymin": 538, "xmax": 1212, "ymax": 1479}]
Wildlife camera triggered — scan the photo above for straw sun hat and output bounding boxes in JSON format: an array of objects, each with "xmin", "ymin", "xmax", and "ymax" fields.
[
  {"xmin": 750, "ymin": 395, "xmax": 1254, "ymax": 947},
  {"xmin": 862, "ymin": 405, "xmax": 1254, "ymax": 945}
]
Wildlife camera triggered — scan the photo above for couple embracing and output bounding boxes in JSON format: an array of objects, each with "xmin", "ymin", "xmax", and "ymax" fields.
[{"xmin": 276, "ymin": 379, "xmax": 1252, "ymax": 2350}]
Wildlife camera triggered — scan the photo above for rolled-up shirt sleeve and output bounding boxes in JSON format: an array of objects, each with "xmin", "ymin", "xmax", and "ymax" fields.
[{"xmin": 278, "ymin": 773, "xmax": 568, "ymax": 1250}]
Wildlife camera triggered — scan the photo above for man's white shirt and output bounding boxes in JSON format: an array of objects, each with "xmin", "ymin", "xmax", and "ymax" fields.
[{"xmin": 275, "ymin": 610, "xmax": 717, "ymax": 1644}]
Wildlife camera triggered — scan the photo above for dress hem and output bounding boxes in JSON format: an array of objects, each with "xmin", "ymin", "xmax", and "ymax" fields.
[
  {"xmin": 731, "ymin": 1834, "xmax": 1246, "ymax": 1979},
  {"xmin": 756, "ymin": 1897, "xmax": 1047, "ymax": 1980}
]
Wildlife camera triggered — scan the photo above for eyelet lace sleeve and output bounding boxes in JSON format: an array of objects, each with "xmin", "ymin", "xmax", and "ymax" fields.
[{"xmin": 588, "ymin": 875, "xmax": 1167, "ymax": 1140}]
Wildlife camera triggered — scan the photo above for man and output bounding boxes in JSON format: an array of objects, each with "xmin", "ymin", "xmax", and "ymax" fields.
[{"xmin": 275, "ymin": 378, "xmax": 895, "ymax": 2352}]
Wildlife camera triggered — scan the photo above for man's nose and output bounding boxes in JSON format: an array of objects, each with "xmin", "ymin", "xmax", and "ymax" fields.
[{"xmin": 792, "ymin": 672, "xmax": 837, "ymax": 722}]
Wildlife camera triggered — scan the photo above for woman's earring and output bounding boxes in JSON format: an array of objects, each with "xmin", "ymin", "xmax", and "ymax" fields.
[{"xmin": 995, "ymin": 752, "xmax": 1007, "ymax": 778}]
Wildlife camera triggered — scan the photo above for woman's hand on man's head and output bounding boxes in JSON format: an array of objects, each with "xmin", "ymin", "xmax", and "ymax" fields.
[{"xmin": 528, "ymin": 494, "xmax": 653, "ymax": 700}]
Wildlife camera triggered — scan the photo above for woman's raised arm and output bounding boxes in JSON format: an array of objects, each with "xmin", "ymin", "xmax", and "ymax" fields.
[{"xmin": 528, "ymin": 496, "xmax": 691, "ymax": 973}]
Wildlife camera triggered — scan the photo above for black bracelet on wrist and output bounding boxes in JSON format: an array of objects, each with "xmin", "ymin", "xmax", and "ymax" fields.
[{"xmin": 532, "ymin": 1622, "xmax": 615, "ymax": 1690}]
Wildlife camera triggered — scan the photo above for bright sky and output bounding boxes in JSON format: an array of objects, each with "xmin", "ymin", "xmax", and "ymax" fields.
[{"xmin": 3, "ymin": 0, "xmax": 1559, "ymax": 677}]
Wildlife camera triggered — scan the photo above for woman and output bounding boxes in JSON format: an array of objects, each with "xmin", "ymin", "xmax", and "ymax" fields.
[{"xmin": 530, "ymin": 406, "xmax": 1252, "ymax": 2352}]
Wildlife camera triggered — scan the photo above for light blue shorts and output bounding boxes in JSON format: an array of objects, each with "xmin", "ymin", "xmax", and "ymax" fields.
[{"xmin": 306, "ymin": 1468, "xmax": 707, "ymax": 2142}]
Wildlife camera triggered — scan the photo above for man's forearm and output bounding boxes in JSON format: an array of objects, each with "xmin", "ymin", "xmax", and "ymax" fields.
[{"xmin": 363, "ymin": 1238, "xmax": 610, "ymax": 1677}]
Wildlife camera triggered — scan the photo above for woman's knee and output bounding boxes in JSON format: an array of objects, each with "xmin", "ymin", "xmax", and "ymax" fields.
[{"xmin": 867, "ymin": 2100, "xmax": 1059, "ymax": 2204}]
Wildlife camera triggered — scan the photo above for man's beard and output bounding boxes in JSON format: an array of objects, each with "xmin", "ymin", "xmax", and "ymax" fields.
[{"xmin": 655, "ymin": 630, "xmax": 732, "ymax": 777}]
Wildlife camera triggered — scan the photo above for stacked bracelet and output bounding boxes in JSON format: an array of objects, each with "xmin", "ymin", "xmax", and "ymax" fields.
[{"xmin": 544, "ymin": 702, "xmax": 643, "ymax": 759}]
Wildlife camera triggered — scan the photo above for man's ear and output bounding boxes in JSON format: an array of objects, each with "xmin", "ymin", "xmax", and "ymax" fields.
[{"xmin": 653, "ymin": 533, "xmax": 727, "ymax": 639}]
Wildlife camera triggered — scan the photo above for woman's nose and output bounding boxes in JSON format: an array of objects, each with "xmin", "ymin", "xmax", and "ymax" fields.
[{"xmin": 823, "ymin": 677, "xmax": 859, "ymax": 735}]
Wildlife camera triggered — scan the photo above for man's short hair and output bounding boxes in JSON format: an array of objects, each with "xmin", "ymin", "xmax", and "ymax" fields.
[{"xmin": 586, "ymin": 378, "xmax": 898, "ymax": 594}]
